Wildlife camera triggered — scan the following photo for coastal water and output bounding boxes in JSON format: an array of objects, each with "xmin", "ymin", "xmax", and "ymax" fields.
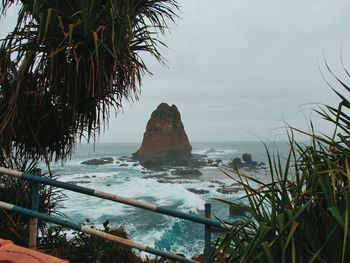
[{"xmin": 50, "ymin": 141, "xmax": 289, "ymax": 258}]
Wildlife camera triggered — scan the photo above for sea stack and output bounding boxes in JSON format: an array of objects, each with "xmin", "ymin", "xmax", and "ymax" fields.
[{"xmin": 133, "ymin": 103, "xmax": 192, "ymax": 160}]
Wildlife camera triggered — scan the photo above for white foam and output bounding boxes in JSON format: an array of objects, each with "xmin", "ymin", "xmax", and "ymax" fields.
[
  {"xmin": 50, "ymin": 142, "xmax": 271, "ymax": 258},
  {"xmin": 192, "ymin": 148, "xmax": 238, "ymax": 156},
  {"xmin": 126, "ymin": 217, "xmax": 179, "ymax": 258},
  {"xmin": 170, "ymin": 238, "xmax": 203, "ymax": 258},
  {"xmin": 61, "ymin": 189, "xmax": 133, "ymax": 219},
  {"xmin": 59, "ymin": 171, "xmax": 208, "ymax": 225},
  {"xmin": 104, "ymin": 178, "xmax": 206, "ymax": 210},
  {"xmin": 58, "ymin": 172, "xmax": 121, "ymax": 185},
  {"xmin": 132, "ymin": 220, "xmax": 173, "ymax": 245}
]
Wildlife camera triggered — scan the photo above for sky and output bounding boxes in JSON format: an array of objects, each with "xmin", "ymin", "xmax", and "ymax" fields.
[{"xmin": 1, "ymin": 0, "xmax": 350, "ymax": 143}]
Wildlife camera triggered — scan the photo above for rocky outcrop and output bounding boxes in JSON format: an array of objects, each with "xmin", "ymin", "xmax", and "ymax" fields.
[
  {"xmin": 133, "ymin": 103, "xmax": 192, "ymax": 160},
  {"xmin": 217, "ymin": 185, "xmax": 245, "ymax": 194},
  {"xmin": 228, "ymin": 153, "xmax": 266, "ymax": 170},
  {"xmin": 81, "ymin": 157, "xmax": 114, "ymax": 165},
  {"xmin": 138, "ymin": 154, "xmax": 221, "ymax": 171},
  {"xmin": 217, "ymin": 183, "xmax": 244, "ymax": 195},
  {"xmin": 230, "ymin": 157, "xmax": 242, "ymax": 167},
  {"xmin": 242, "ymin": 153, "xmax": 252, "ymax": 163},
  {"xmin": 171, "ymin": 169, "xmax": 202, "ymax": 177},
  {"xmin": 187, "ymin": 188, "xmax": 210, "ymax": 195},
  {"xmin": 142, "ymin": 169, "xmax": 202, "ymax": 182}
]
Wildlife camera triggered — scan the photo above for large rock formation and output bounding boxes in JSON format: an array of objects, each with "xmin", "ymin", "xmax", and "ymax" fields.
[{"xmin": 133, "ymin": 103, "xmax": 192, "ymax": 160}]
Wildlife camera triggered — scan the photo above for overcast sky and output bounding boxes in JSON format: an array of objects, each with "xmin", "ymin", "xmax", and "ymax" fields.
[{"xmin": 2, "ymin": 0, "xmax": 350, "ymax": 143}]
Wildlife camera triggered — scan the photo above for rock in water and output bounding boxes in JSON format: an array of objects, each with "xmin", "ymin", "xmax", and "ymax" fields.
[
  {"xmin": 81, "ymin": 157, "xmax": 114, "ymax": 165},
  {"xmin": 242, "ymin": 153, "xmax": 253, "ymax": 163},
  {"xmin": 133, "ymin": 103, "xmax": 192, "ymax": 160}
]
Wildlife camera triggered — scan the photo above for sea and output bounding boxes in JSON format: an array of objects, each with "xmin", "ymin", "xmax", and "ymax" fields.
[{"xmin": 49, "ymin": 141, "xmax": 290, "ymax": 258}]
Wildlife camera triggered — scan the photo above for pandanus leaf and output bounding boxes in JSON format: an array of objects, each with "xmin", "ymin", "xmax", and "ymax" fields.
[{"xmin": 0, "ymin": 0, "xmax": 179, "ymax": 161}]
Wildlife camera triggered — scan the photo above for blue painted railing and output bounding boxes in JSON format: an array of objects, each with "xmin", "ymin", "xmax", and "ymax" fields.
[{"xmin": 0, "ymin": 167, "xmax": 227, "ymax": 263}]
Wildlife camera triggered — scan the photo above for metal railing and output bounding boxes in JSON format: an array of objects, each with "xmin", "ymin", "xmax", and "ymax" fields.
[{"xmin": 0, "ymin": 167, "xmax": 227, "ymax": 263}]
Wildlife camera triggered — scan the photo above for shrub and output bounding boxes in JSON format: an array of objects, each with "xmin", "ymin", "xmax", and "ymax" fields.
[
  {"xmin": 214, "ymin": 72, "xmax": 350, "ymax": 262},
  {"xmin": 40, "ymin": 220, "xmax": 151, "ymax": 263},
  {"xmin": 0, "ymin": 157, "xmax": 65, "ymax": 246}
]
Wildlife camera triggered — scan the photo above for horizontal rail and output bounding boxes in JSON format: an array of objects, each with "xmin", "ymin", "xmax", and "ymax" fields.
[
  {"xmin": 0, "ymin": 201, "xmax": 199, "ymax": 263},
  {"xmin": 0, "ymin": 167, "xmax": 226, "ymax": 228}
]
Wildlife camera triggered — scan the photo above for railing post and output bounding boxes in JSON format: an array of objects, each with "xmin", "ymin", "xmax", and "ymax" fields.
[
  {"xmin": 29, "ymin": 168, "xmax": 41, "ymax": 249},
  {"xmin": 204, "ymin": 203, "xmax": 212, "ymax": 263}
]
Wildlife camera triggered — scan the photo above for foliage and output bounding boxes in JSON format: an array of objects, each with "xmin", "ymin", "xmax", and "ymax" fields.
[
  {"xmin": 0, "ymin": 0, "xmax": 179, "ymax": 161},
  {"xmin": 214, "ymin": 73, "xmax": 350, "ymax": 262},
  {"xmin": 0, "ymin": 158, "xmax": 65, "ymax": 246},
  {"xmin": 40, "ymin": 220, "xmax": 156, "ymax": 263}
]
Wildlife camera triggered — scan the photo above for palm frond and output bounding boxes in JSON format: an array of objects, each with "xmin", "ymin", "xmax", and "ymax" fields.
[{"xmin": 0, "ymin": 0, "xmax": 179, "ymax": 161}]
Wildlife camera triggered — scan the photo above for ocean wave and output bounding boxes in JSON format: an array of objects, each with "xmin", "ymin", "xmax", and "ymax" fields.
[
  {"xmin": 192, "ymin": 148, "xmax": 239, "ymax": 156},
  {"xmin": 51, "ymin": 142, "xmax": 274, "ymax": 259}
]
